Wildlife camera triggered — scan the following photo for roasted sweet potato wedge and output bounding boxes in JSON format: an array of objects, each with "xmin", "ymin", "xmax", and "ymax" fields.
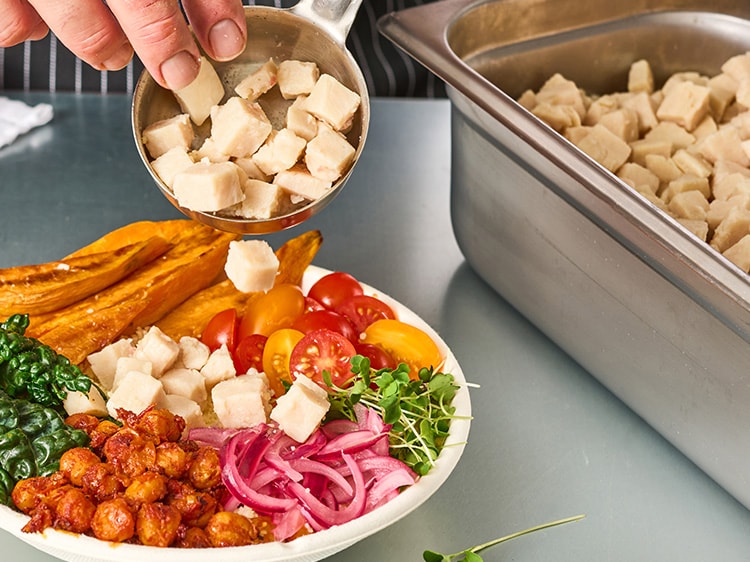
[
  {"xmin": 0, "ymin": 236, "xmax": 172, "ymax": 316},
  {"xmin": 154, "ymin": 230, "xmax": 323, "ymax": 340},
  {"xmin": 30, "ymin": 224, "xmax": 239, "ymax": 349},
  {"xmin": 66, "ymin": 220, "xmax": 197, "ymax": 258}
]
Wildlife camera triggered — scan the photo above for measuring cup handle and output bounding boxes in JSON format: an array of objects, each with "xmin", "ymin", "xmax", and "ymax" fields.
[{"xmin": 291, "ymin": 0, "xmax": 365, "ymax": 45}]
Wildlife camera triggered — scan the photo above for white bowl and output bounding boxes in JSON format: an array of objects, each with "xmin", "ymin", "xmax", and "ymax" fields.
[{"xmin": 0, "ymin": 266, "xmax": 472, "ymax": 562}]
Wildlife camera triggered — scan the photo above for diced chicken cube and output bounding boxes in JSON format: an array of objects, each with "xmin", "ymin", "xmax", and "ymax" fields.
[
  {"xmin": 661, "ymin": 72, "xmax": 708, "ymax": 97},
  {"xmin": 573, "ymin": 124, "xmax": 632, "ymax": 172},
  {"xmin": 305, "ymin": 126, "xmax": 356, "ymax": 182},
  {"xmin": 142, "ymin": 114, "xmax": 194, "ymax": 159},
  {"xmin": 644, "ymin": 154, "xmax": 683, "ymax": 184},
  {"xmin": 234, "ymin": 156, "xmax": 272, "ymax": 182},
  {"xmin": 63, "ymin": 386, "xmax": 108, "ymax": 417},
  {"xmin": 598, "ymin": 107, "xmax": 639, "ymax": 142},
  {"xmin": 534, "ymin": 73, "xmax": 587, "ymax": 120},
  {"xmin": 160, "ymin": 368, "xmax": 207, "ymax": 403},
  {"xmin": 672, "ymin": 149, "xmax": 712, "ymax": 178},
  {"xmin": 628, "ymin": 59, "xmax": 654, "ymax": 94},
  {"xmin": 711, "ymin": 207, "xmax": 750, "ymax": 252},
  {"xmin": 277, "ymin": 60, "xmax": 320, "ymax": 99},
  {"xmin": 191, "ymin": 137, "xmax": 230, "ymax": 163},
  {"xmin": 656, "ymin": 81, "xmax": 711, "ymax": 131},
  {"xmin": 563, "ymin": 126, "xmax": 591, "ymax": 145},
  {"xmin": 252, "ymin": 128, "xmax": 307, "ymax": 175},
  {"xmin": 667, "ymin": 189, "xmax": 710, "ymax": 220},
  {"xmin": 200, "ymin": 344, "xmax": 237, "ymax": 388},
  {"xmin": 151, "ymin": 146, "xmax": 195, "ymax": 188},
  {"xmin": 302, "ymin": 74, "xmax": 361, "ymax": 131},
  {"xmin": 698, "ymin": 127, "xmax": 750, "ymax": 166},
  {"xmin": 112, "ymin": 356, "xmax": 153, "ymax": 390},
  {"xmin": 676, "ymin": 218, "xmax": 709, "ymax": 241},
  {"xmin": 158, "ymin": 394, "xmax": 204, "ymax": 431},
  {"xmin": 86, "ymin": 338, "xmax": 134, "ymax": 391},
  {"xmin": 531, "ymin": 103, "xmax": 581, "ymax": 132},
  {"xmin": 173, "ymin": 58, "xmax": 225, "ymax": 126},
  {"xmin": 286, "ymin": 97, "xmax": 319, "ymax": 141},
  {"xmin": 692, "ymin": 115, "xmax": 718, "ymax": 141},
  {"xmin": 235, "ymin": 58, "xmax": 278, "ymax": 101},
  {"xmin": 712, "ymin": 171, "xmax": 750, "ymax": 201},
  {"xmin": 707, "ymin": 73, "xmax": 738, "ymax": 121},
  {"xmin": 228, "ymin": 179, "xmax": 286, "ymax": 219},
  {"xmin": 225, "ymin": 239, "xmax": 279, "ymax": 293},
  {"xmin": 517, "ymin": 89, "xmax": 537, "ymax": 111},
  {"xmin": 617, "ymin": 162, "xmax": 660, "ymax": 195},
  {"xmin": 583, "ymin": 94, "xmax": 619, "ymax": 126},
  {"xmin": 721, "ymin": 52, "xmax": 750, "ymax": 83},
  {"xmin": 629, "ymin": 138, "xmax": 672, "ymax": 167},
  {"xmin": 210, "ymin": 97, "xmax": 273, "ymax": 158},
  {"xmin": 270, "ymin": 375, "xmax": 330, "ymax": 443},
  {"xmin": 274, "ymin": 165, "xmax": 332, "ymax": 200},
  {"xmin": 106, "ymin": 371, "xmax": 166, "ymax": 420},
  {"xmin": 172, "ymin": 161, "xmax": 245, "ymax": 212},
  {"xmin": 176, "ymin": 336, "xmax": 211, "ymax": 370},
  {"xmin": 212, "ymin": 372, "xmax": 272, "ymax": 428},
  {"xmin": 134, "ymin": 326, "xmax": 180, "ymax": 377},
  {"xmin": 708, "ymin": 195, "xmax": 750, "ymax": 230},
  {"xmin": 620, "ymin": 92, "xmax": 659, "ymax": 134},
  {"xmin": 660, "ymin": 174, "xmax": 710, "ymax": 204},
  {"xmin": 723, "ymin": 234, "xmax": 750, "ymax": 271},
  {"xmin": 644, "ymin": 121, "xmax": 695, "ymax": 151}
]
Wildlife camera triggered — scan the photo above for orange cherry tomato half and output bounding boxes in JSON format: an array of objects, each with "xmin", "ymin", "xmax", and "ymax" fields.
[
  {"xmin": 307, "ymin": 271, "xmax": 364, "ymax": 310},
  {"xmin": 233, "ymin": 334, "xmax": 267, "ymax": 375},
  {"xmin": 335, "ymin": 294, "xmax": 396, "ymax": 334},
  {"xmin": 289, "ymin": 329, "xmax": 357, "ymax": 388},
  {"xmin": 201, "ymin": 308, "xmax": 238, "ymax": 353},
  {"xmin": 262, "ymin": 328, "xmax": 305, "ymax": 397},
  {"xmin": 239, "ymin": 284, "xmax": 305, "ymax": 339},
  {"xmin": 361, "ymin": 319, "xmax": 444, "ymax": 379}
]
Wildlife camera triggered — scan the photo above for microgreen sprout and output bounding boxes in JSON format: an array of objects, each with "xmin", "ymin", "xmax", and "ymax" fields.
[
  {"xmin": 324, "ymin": 355, "xmax": 469, "ymax": 475},
  {"xmin": 423, "ymin": 514, "xmax": 586, "ymax": 561}
]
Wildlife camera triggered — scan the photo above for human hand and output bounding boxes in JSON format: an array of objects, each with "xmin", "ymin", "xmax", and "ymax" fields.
[{"xmin": 0, "ymin": 0, "xmax": 247, "ymax": 91}]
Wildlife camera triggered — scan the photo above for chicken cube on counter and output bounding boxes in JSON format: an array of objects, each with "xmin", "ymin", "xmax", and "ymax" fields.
[
  {"xmin": 270, "ymin": 375, "xmax": 330, "ymax": 443},
  {"xmin": 235, "ymin": 58, "xmax": 278, "ymax": 101},
  {"xmin": 134, "ymin": 326, "xmax": 180, "ymax": 377},
  {"xmin": 303, "ymin": 74, "xmax": 361, "ymax": 132},
  {"xmin": 210, "ymin": 97, "xmax": 273, "ymax": 158},
  {"xmin": 212, "ymin": 372, "xmax": 271, "ymax": 428},
  {"xmin": 173, "ymin": 58, "xmax": 225, "ymax": 126},
  {"xmin": 142, "ymin": 114, "xmax": 194, "ymax": 159},
  {"xmin": 106, "ymin": 371, "xmax": 166, "ymax": 420},
  {"xmin": 277, "ymin": 60, "xmax": 320, "ymax": 99},
  {"xmin": 172, "ymin": 161, "xmax": 245, "ymax": 212},
  {"xmin": 224, "ymin": 239, "xmax": 279, "ymax": 293}
]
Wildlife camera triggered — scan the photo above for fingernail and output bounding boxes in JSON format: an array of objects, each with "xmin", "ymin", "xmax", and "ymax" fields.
[
  {"xmin": 160, "ymin": 51, "xmax": 200, "ymax": 90},
  {"xmin": 100, "ymin": 41, "xmax": 134, "ymax": 71},
  {"xmin": 209, "ymin": 19, "xmax": 245, "ymax": 60}
]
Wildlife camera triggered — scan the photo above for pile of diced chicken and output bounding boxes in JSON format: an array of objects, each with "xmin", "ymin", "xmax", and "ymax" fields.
[
  {"xmin": 141, "ymin": 57, "xmax": 361, "ymax": 219},
  {"xmin": 519, "ymin": 52, "xmax": 750, "ymax": 273}
]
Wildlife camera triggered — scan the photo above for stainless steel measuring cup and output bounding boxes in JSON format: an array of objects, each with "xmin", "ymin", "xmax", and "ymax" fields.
[{"xmin": 132, "ymin": 0, "xmax": 369, "ymax": 235}]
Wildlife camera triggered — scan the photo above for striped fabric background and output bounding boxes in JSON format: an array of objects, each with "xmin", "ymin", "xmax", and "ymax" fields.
[{"xmin": 0, "ymin": 0, "xmax": 445, "ymax": 98}]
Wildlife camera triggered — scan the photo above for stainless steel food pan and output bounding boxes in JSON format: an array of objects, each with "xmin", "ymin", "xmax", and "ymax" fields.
[{"xmin": 380, "ymin": 0, "xmax": 750, "ymax": 508}]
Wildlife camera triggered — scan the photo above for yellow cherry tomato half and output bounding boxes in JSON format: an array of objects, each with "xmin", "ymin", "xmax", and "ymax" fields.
[
  {"xmin": 239, "ymin": 284, "xmax": 306, "ymax": 339},
  {"xmin": 262, "ymin": 328, "xmax": 305, "ymax": 397},
  {"xmin": 361, "ymin": 319, "xmax": 444, "ymax": 379}
]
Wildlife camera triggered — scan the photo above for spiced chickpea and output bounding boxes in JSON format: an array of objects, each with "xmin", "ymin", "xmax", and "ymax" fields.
[
  {"xmin": 204, "ymin": 511, "xmax": 259, "ymax": 547},
  {"xmin": 59, "ymin": 447, "xmax": 101, "ymax": 486},
  {"xmin": 136, "ymin": 502, "xmax": 182, "ymax": 547},
  {"xmin": 55, "ymin": 488, "xmax": 96, "ymax": 534},
  {"xmin": 134, "ymin": 409, "xmax": 185, "ymax": 443},
  {"xmin": 166, "ymin": 479, "xmax": 218, "ymax": 527},
  {"xmin": 91, "ymin": 498, "xmax": 136, "ymax": 542},
  {"xmin": 155, "ymin": 441, "xmax": 193, "ymax": 479},
  {"xmin": 64, "ymin": 413, "xmax": 100, "ymax": 434},
  {"xmin": 103, "ymin": 428, "xmax": 157, "ymax": 481},
  {"xmin": 187, "ymin": 446, "xmax": 222, "ymax": 490},
  {"xmin": 11, "ymin": 475, "xmax": 65, "ymax": 514},
  {"xmin": 124, "ymin": 472, "xmax": 169, "ymax": 506},
  {"xmin": 81, "ymin": 462, "xmax": 124, "ymax": 502},
  {"xmin": 89, "ymin": 419, "xmax": 121, "ymax": 451},
  {"xmin": 176, "ymin": 525, "xmax": 213, "ymax": 548}
]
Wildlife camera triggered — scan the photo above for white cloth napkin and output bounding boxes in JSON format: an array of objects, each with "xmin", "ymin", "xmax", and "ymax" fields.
[{"xmin": 0, "ymin": 96, "xmax": 54, "ymax": 149}]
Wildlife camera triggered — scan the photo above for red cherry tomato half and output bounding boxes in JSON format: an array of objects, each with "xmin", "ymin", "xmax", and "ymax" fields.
[
  {"xmin": 292, "ymin": 309, "xmax": 358, "ymax": 343},
  {"xmin": 289, "ymin": 329, "xmax": 357, "ymax": 388},
  {"xmin": 354, "ymin": 342, "xmax": 397, "ymax": 371},
  {"xmin": 201, "ymin": 308, "xmax": 238, "ymax": 352},
  {"xmin": 307, "ymin": 271, "xmax": 364, "ymax": 310},
  {"xmin": 304, "ymin": 296, "xmax": 326, "ymax": 313},
  {"xmin": 238, "ymin": 284, "xmax": 305, "ymax": 339},
  {"xmin": 335, "ymin": 294, "xmax": 397, "ymax": 334},
  {"xmin": 233, "ymin": 334, "xmax": 268, "ymax": 375}
]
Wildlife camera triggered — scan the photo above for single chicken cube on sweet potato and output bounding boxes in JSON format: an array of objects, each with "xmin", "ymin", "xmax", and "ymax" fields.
[
  {"xmin": 235, "ymin": 58, "xmax": 278, "ymax": 101},
  {"xmin": 277, "ymin": 60, "xmax": 320, "ymax": 99},
  {"xmin": 305, "ymin": 126, "xmax": 356, "ymax": 183},
  {"xmin": 172, "ymin": 161, "xmax": 245, "ymax": 212},
  {"xmin": 224, "ymin": 239, "xmax": 279, "ymax": 293},
  {"xmin": 252, "ymin": 128, "xmax": 307, "ymax": 176},
  {"xmin": 656, "ymin": 81, "xmax": 711, "ymax": 131},
  {"xmin": 173, "ymin": 58, "xmax": 225, "ymax": 126},
  {"xmin": 302, "ymin": 74, "xmax": 361, "ymax": 131},
  {"xmin": 142, "ymin": 114, "xmax": 194, "ymax": 159},
  {"xmin": 151, "ymin": 147, "xmax": 194, "ymax": 188},
  {"xmin": 573, "ymin": 124, "xmax": 631, "ymax": 172},
  {"xmin": 628, "ymin": 59, "xmax": 654, "ymax": 94},
  {"xmin": 210, "ymin": 97, "xmax": 273, "ymax": 158},
  {"xmin": 723, "ymin": 234, "xmax": 750, "ymax": 271},
  {"xmin": 274, "ymin": 165, "xmax": 332, "ymax": 201}
]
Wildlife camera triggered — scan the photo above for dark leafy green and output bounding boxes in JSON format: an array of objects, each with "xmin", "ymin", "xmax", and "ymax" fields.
[
  {"xmin": 325, "ymin": 355, "xmax": 463, "ymax": 476},
  {"xmin": 0, "ymin": 390, "xmax": 89, "ymax": 505},
  {"xmin": 0, "ymin": 314, "xmax": 95, "ymax": 410}
]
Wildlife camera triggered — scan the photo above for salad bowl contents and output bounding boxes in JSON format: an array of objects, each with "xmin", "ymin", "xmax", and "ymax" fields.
[{"xmin": 0, "ymin": 221, "xmax": 471, "ymax": 562}]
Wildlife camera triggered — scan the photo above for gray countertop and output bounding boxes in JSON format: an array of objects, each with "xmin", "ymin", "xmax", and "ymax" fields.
[{"xmin": 1, "ymin": 92, "xmax": 750, "ymax": 561}]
